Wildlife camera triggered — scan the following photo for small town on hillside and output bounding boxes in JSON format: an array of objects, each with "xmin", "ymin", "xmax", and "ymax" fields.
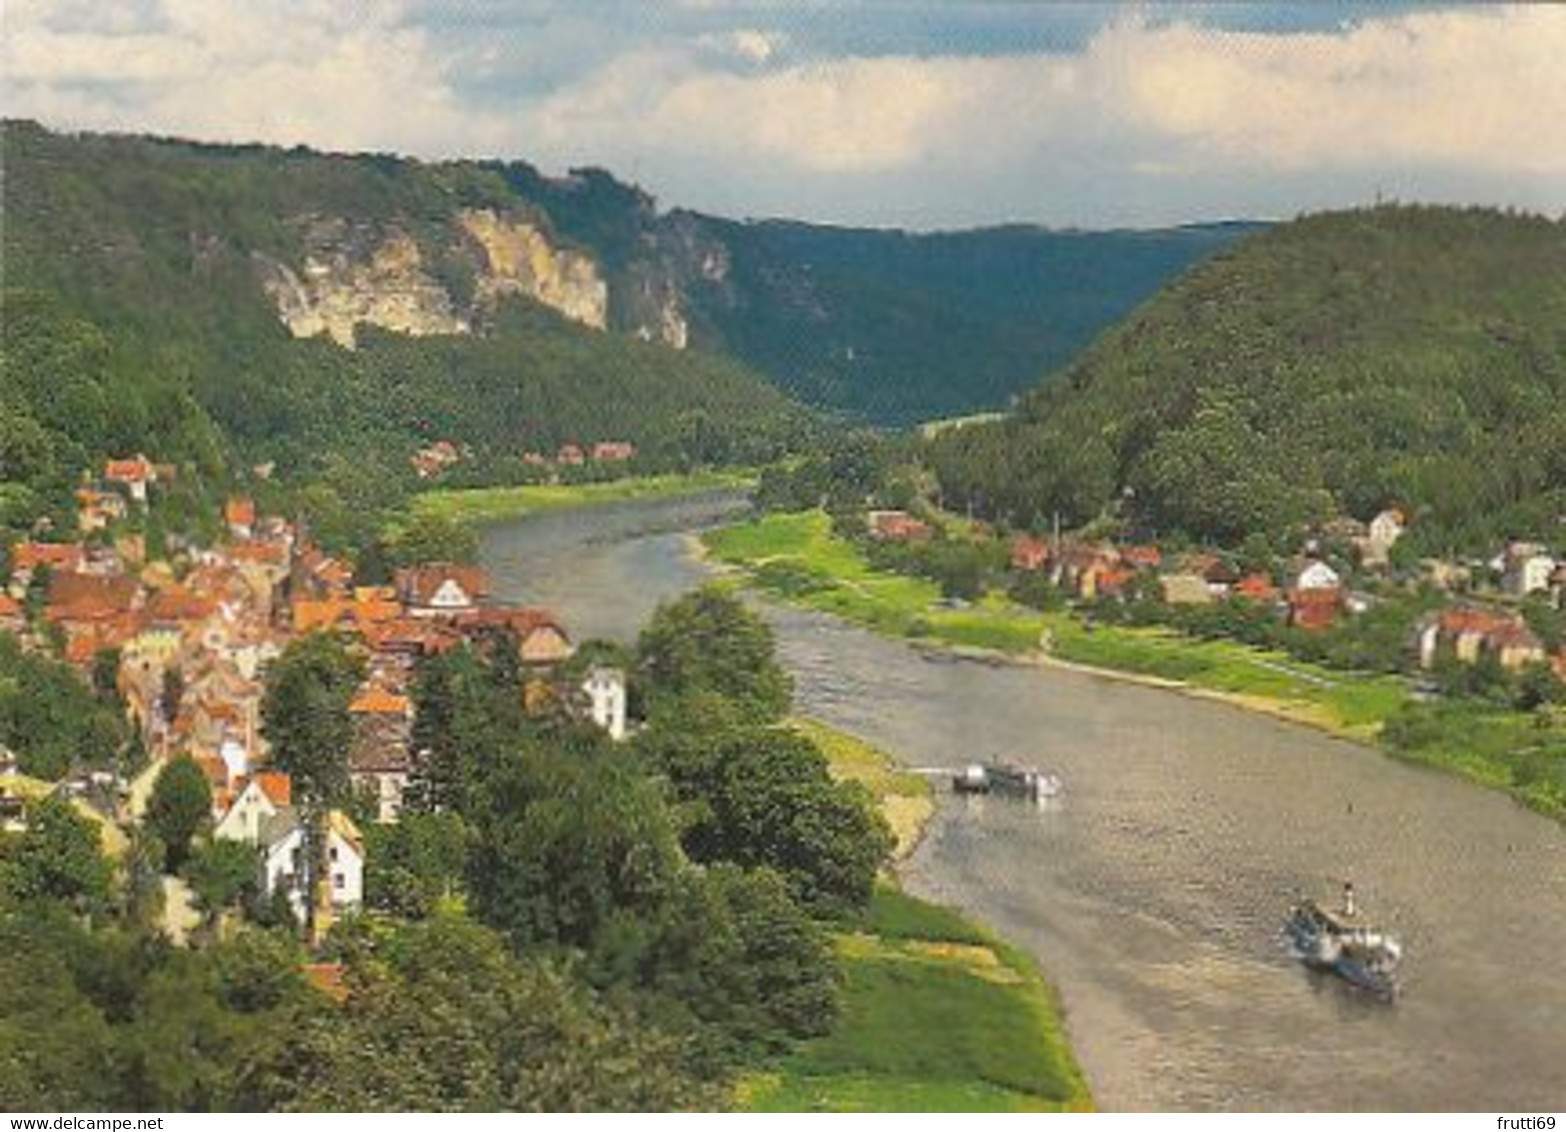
[{"xmin": 1, "ymin": 452, "xmax": 631, "ymax": 940}]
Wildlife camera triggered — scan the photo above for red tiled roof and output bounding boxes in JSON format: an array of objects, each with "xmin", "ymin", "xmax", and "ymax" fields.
[
  {"xmin": 1123, "ymin": 545, "xmax": 1163, "ymax": 569},
  {"xmin": 349, "ymin": 685, "xmax": 410, "ymax": 715},
  {"xmin": 224, "ymin": 497, "xmax": 257, "ymax": 528},
  {"xmin": 1233, "ymin": 574, "xmax": 1280, "ymax": 602},
  {"xmin": 147, "ymin": 585, "xmax": 216, "ymax": 624},
  {"xmin": 11, "ymin": 542, "xmax": 85, "ymax": 574},
  {"xmin": 1010, "ymin": 536, "xmax": 1050, "ymax": 571},
  {"xmin": 253, "ymin": 770, "xmax": 292, "ymax": 807},
  {"xmin": 1095, "ymin": 566, "xmax": 1138, "ymax": 595},
  {"xmin": 226, "ymin": 540, "xmax": 288, "ymax": 566},
  {"xmin": 395, "ymin": 564, "xmax": 488, "ymax": 607},
  {"xmin": 105, "ymin": 456, "xmax": 154, "ymax": 482},
  {"xmin": 46, "ymin": 573, "xmax": 141, "ymax": 622},
  {"xmin": 1437, "ymin": 607, "xmax": 1518, "ymax": 637},
  {"xmin": 292, "ymin": 596, "xmax": 402, "ymax": 634}
]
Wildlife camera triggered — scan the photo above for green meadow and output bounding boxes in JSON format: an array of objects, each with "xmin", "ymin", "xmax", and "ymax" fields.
[{"xmin": 412, "ymin": 469, "xmax": 756, "ymax": 526}]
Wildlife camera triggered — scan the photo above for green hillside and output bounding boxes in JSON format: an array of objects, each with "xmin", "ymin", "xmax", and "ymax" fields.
[
  {"xmin": 0, "ymin": 120, "xmax": 813, "ymax": 544},
  {"xmin": 928, "ymin": 206, "xmax": 1566, "ymax": 553},
  {"xmin": 463, "ymin": 153, "xmax": 1256, "ymax": 425}
]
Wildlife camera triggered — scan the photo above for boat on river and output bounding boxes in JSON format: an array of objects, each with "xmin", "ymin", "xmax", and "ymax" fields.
[
  {"xmin": 953, "ymin": 762, "xmax": 1062, "ymax": 801},
  {"xmin": 1285, "ymin": 884, "xmax": 1402, "ymax": 999}
]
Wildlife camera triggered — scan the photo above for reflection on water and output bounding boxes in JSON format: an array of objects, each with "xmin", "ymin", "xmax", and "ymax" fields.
[{"xmin": 482, "ymin": 494, "xmax": 1566, "ymax": 1112}]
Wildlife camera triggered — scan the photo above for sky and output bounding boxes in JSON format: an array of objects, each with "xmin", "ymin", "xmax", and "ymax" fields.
[{"xmin": 3, "ymin": 1, "xmax": 1564, "ymax": 230}]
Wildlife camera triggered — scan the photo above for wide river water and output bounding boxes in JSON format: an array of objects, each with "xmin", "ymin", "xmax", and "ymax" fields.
[{"xmin": 481, "ymin": 491, "xmax": 1565, "ymax": 1111}]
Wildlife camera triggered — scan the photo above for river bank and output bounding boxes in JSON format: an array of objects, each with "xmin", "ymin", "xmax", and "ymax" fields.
[
  {"xmin": 482, "ymin": 489, "xmax": 1566, "ymax": 1111},
  {"xmin": 701, "ymin": 510, "xmax": 1566, "ymax": 822},
  {"xmin": 411, "ymin": 469, "xmax": 757, "ymax": 526},
  {"xmin": 740, "ymin": 717, "xmax": 1091, "ymax": 1113}
]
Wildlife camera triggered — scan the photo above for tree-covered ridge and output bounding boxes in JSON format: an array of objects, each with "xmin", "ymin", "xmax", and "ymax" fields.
[
  {"xmin": 0, "ymin": 120, "xmax": 814, "ymax": 545},
  {"xmin": 929, "ymin": 206, "xmax": 1566, "ymax": 553},
  {"xmin": 2, "ymin": 120, "xmax": 1253, "ymax": 432}
]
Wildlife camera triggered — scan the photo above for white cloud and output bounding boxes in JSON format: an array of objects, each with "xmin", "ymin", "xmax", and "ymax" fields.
[{"xmin": 2, "ymin": 1, "xmax": 1561, "ymax": 226}]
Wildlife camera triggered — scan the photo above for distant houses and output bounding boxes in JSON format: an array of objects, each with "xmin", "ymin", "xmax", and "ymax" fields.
[{"xmin": 866, "ymin": 510, "xmax": 933, "ymax": 543}]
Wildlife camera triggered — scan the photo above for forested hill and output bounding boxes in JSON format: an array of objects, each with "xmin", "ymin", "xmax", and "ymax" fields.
[
  {"xmin": 644, "ymin": 217, "xmax": 1257, "ymax": 424},
  {"xmin": 0, "ymin": 120, "xmax": 812, "ymax": 542},
  {"xmin": 490, "ymin": 173, "xmax": 1254, "ymax": 424},
  {"xmin": 928, "ymin": 206, "xmax": 1566, "ymax": 554},
  {"xmin": 2, "ymin": 121, "xmax": 1252, "ymax": 435}
]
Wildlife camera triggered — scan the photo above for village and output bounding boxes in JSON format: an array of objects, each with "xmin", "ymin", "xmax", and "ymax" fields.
[
  {"xmin": 0, "ymin": 452, "xmax": 631, "ymax": 936},
  {"xmin": 860, "ymin": 504, "xmax": 1566, "ymax": 688}
]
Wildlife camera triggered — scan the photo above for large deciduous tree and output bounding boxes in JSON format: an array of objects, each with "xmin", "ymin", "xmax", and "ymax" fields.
[
  {"xmin": 260, "ymin": 631, "xmax": 364, "ymax": 937},
  {"xmin": 636, "ymin": 586, "xmax": 792, "ymax": 724},
  {"xmin": 145, "ymin": 754, "xmax": 212, "ymax": 872}
]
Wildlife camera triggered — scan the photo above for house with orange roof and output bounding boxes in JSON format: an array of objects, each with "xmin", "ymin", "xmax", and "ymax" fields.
[
  {"xmin": 1010, "ymin": 536, "xmax": 1051, "ymax": 574},
  {"xmin": 104, "ymin": 455, "xmax": 157, "ymax": 503},
  {"xmin": 1287, "ymin": 587, "xmax": 1343, "ymax": 632},
  {"xmin": 866, "ymin": 510, "xmax": 933, "ymax": 543},
  {"xmin": 224, "ymin": 497, "xmax": 257, "ymax": 539},
  {"xmin": 457, "ymin": 606, "xmax": 574, "ymax": 666},
  {"xmin": 292, "ymin": 592, "xmax": 403, "ymax": 635},
  {"xmin": 45, "ymin": 575, "xmax": 144, "ymax": 647},
  {"xmin": 9, "ymin": 541, "xmax": 85, "ymax": 587},
  {"xmin": 349, "ymin": 685, "xmax": 413, "ymax": 822},
  {"xmin": 1417, "ymin": 606, "xmax": 1520, "ymax": 668},
  {"xmin": 1122, "ymin": 545, "xmax": 1164, "ymax": 572},
  {"xmin": 214, "ymin": 770, "xmax": 293, "ymax": 843},
  {"xmin": 395, "ymin": 563, "xmax": 488, "ymax": 618},
  {"xmin": 557, "ymin": 443, "xmax": 586, "ymax": 466},
  {"xmin": 1232, "ymin": 574, "xmax": 1281, "ymax": 605},
  {"xmin": 591, "ymin": 441, "xmax": 636, "ymax": 462}
]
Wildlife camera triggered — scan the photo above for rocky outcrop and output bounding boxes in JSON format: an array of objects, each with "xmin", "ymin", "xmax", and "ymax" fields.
[
  {"xmin": 256, "ymin": 219, "xmax": 467, "ymax": 348},
  {"xmin": 456, "ymin": 208, "xmax": 608, "ymax": 330},
  {"xmin": 258, "ymin": 210, "xmax": 614, "ymax": 348}
]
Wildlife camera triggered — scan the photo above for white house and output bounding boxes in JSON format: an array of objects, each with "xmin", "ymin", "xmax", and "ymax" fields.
[
  {"xmin": 261, "ymin": 808, "xmax": 364, "ymax": 922},
  {"xmin": 582, "ymin": 666, "xmax": 628, "ymax": 742},
  {"xmin": 214, "ymin": 772, "xmax": 291, "ymax": 844},
  {"xmin": 1359, "ymin": 508, "xmax": 1406, "ymax": 568},
  {"xmin": 1295, "ymin": 560, "xmax": 1342, "ymax": 591}
]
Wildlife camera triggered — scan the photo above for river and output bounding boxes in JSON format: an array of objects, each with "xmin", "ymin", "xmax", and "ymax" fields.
[{"xmin": 480, "ymin": 491, "xmax": 1566, "ymax": 1112}]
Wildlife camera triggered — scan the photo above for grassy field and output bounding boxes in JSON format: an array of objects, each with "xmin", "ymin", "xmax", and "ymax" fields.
[
  {"xmin": 741, "ymin": 719, "xmax": 1090, "ymax": 1113},
  {"xmin": 707, "ymin": 510, "xmax": 1566, "ymax": 821},
  {"xmin": 742, "ymin": 886, "xmax": 1091, "ymax": 1113},
  {"xmin": 411, "ymin": 469, "xmax": 756, "ymax": 526}
]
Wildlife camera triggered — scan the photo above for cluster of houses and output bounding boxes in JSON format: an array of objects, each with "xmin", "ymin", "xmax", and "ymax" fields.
[
  {"xmin": 522, "ymin": 440, "xmax": 637, "ymax": 469},
  {"xmin": 3, "ymin": 456, "xmax": 632, "ymax": 930},
  {"xmin": 411, "ymin": 440, "xmax": 466, "ymax": 480},
  {"xmin": 864, "ymin": 505, "xmax": 1566, "ymax": 682},
  {"xmin": 412, "ymin": 439, "xmax": 639, "ymax": 481}
]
